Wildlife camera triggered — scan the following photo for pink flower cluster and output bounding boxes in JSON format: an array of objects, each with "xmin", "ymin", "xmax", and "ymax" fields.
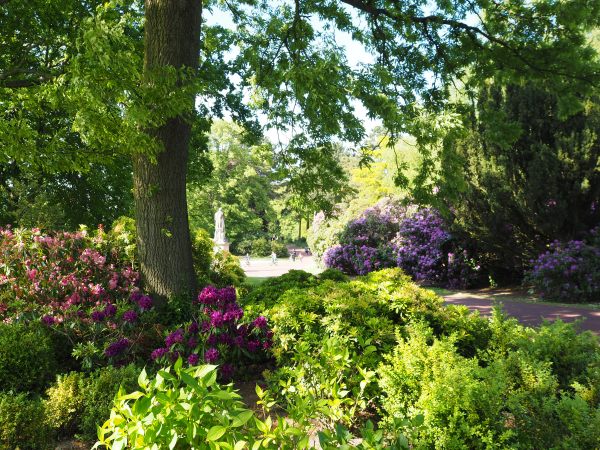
[
  {"xmin": 0, "ymin": 226, "xmax": 139, "ymax": 322},
  {"xmin": 0, "ymin": 225, "xmax": 154, "ymax": 363}
]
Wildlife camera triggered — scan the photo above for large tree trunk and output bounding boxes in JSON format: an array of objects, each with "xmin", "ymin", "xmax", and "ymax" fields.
[{"xmin": 133, "ymin": 0, "xmax": 201, "ymax": 299}]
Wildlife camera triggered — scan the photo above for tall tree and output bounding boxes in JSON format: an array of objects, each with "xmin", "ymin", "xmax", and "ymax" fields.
[
  {"xmin": 131, "ymin": 0, "xmax": 202, "ymax": 298},
  {"xmin": 187, "ymin": 120, "xmax": 278, "ymax": 244},
  {"xmin": 438, "ymin": 83, "xmax": 600, "ymax": 280}
]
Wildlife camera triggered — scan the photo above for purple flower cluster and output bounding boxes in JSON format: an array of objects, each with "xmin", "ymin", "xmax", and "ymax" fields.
[
  {"xmin": 131, "ymin": 291, "xmax": 153, "ymax": 310},
  {"xmin": 105, "ymin": 338, "xmax": 130, "ymax": 357},
  {"xmin": 526, "ymin": 237, "xmax": 600, "ymax": 302},
  {"xmin": 324, "ymin": 206, "xmax": 400, "ymax": 275},
  {"xmin": 395, "ymin": 208, "xmax": 451, "ymax": 283},
  {"xmin": 324, "ymin": 244, "xmax": 395, "ymax": 275},
  {"xmin": 152, "ymin": 285, "xmax": 273, "ymax": 380},
  {"xmin": 339, "ymin": 207, "xmax": 400, "ymax": 248}
]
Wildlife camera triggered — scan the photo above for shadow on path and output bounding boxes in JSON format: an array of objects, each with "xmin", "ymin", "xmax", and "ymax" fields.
[{"xmin": 443, "ymin": 292, "xmax": 600, "ymax": 334}]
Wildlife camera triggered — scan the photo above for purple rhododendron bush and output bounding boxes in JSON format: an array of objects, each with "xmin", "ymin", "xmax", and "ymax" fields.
[
  {"xmin": 526, "ymin": 227, "xmax": 600, "ymax": 302},
  {"xmin": 323, "ymin": 206, "xmax": 482, "ymax": 288}
]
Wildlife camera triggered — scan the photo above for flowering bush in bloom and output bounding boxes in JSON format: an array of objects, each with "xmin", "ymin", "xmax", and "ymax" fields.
[
  {"xmin": 338, "ymin": 207, "xmax": 401, "ymax": 247},
  {"xmin": 152, "ymin": 285, "xmax": 272, "ymax": 379},
  {"xmin": 394, "ymin": 208, "xmax": 482, "ymax": 288},
  {"xmin": 323, "ymin": 207, "xmax": 399, "ymax": 276},
  {"xmin": 324, "ymin": 206, "xmax": 480, "ymax": 287},
  {"xmin": 0, "ymin": 225, "xmax": 155, "ymax": 366},
  {"xmin": 526, "ymin": 231, "xmax": 600, "ymax": 302},
  {"xmin": 394, "ymin": 208, "xmax": 451, "ymax": 283},
  {"xmin": 323, "ymin": 244, "xmax": 396, "ymax": 276}
]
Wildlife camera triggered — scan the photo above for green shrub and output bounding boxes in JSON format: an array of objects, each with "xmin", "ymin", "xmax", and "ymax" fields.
[
  {"xmin": 240, "ymin": 269, "xmax": 318, "ymax": 312},
  {"xmin": 191, "ymin": 227, "xmax": 213, "ymax": 280},
  {"xmin": 378, "ymin": 318, "xmax": 600, "ymax": 449},
  {"xmin": 107, "ymin": 216, "xmax": 137, "ymax": 265},
  {"xmin": 252, "ymin": 237, "xmax": 271, "ymax": 256},
  {"xmin": 44, "ymin": 372, "xmax": 85, "ymax": 439},
  {"xmin": 95, "ymin": 361, "xmax": 402, "ymax": 450},
  {"xmin": 0, "ymin": 322, "xmax": 58, "ymax": 394},
  {"xmin": 96, "ymin": 362, "xmax": 302, "ymax": 449},
  {"xmin": 210, "ymin": 251, "xmax": 246, "ymax": 287},
  {"xmin": 79, "ymin": 364, "xmax": 140, "ymax": 442},
  {"xmin": 318, "ymin": 268, "xmax": 349, "ymax": 282},
  {"xmin": 270, "ymin": 240, "xmax": 289, "ymax": 258},
  {"xmin": 42, "ymin": 366, "xmax": 141, "ymax": 443},
  {"xmin": 0, "ymin": 392, "xmax": 53, "ymax": 449}
]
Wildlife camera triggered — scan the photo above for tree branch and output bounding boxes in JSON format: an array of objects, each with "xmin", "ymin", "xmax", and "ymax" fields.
[{"xmin": 339, "ymin": 0, "xmax": 599, "ymax": 86}]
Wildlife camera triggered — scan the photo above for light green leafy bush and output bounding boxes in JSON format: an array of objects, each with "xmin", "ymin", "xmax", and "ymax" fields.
[
  {"xmin": 0, "ymin": 322, "xmax": 58, "ymax": 394},
  {"xmin": 44, "ymin": 372, "xmax": 85, "ymax": 439},
  {"xmin": 0, "ymin": 392, "xmax": 53, "ymax": 449},
  {"xmin": 95, "ymin": 362, "xmax": 301, "ymax": 449},
  {"xmin": 318, "ymin": 268, "xmax": 349, "ymax": 282},
  {"xmin": 210, "ymin": 251, "xmax": 246, "ymax": 287},
  {"xmin": 96, "ymin": 362, "xmax": 410, "ymax": 450},
  {"xmin": 43, "ymin": 365, "xmax": 140, "ymax": 443},
  {"xmin": 241, "ymin": 269, "xmax": 318, "ymax": 311},
  {"xmin": 378, "ymin": 316, "xmax": 600, "ymax": 449},
  {"xmin": 191, "ymin": 227, "xmax": 213, "ymax": 282}
]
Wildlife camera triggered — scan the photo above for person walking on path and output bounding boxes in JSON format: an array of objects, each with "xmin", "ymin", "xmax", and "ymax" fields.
[
  {"xmin": 245, "ymin": 253, "xmax": 250, "ymax": 266},
  {"xmin": 271, "ymin": 251, "xmax": 277, "ymax": 265}
]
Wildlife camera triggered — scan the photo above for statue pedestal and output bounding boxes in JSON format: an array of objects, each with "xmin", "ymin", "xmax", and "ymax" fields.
[{"xmin": 213, "ymin": 240, "xmax": 230, "ymax": 253}]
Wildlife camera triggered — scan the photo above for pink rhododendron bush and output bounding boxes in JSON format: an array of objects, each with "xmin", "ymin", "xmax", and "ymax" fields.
[{"xmin": 0, "ymin": 225, "xmax": 157, "ymax": 367}]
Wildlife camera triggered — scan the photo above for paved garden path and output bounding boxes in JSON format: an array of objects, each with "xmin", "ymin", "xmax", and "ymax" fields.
[
  {"xmin": 443, "ymin": 289, "xmax": 600, "ymax": 334},
  {"xmin": 242, "ymin": 254, "xmax": 322, "ymax": 278}
]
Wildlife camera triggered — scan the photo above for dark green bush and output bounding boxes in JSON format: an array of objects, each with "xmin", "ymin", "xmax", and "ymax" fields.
[
  {"xmin": 79, "ymin": 364, "xmax": 140, "ymax": 442},
  {"xmin": 240, "ymin": 269, "xmax": 318, "ymax": 311},
  {"xmin": 318, "ymin": 268, "xmax": 349, "ymax": 282},
  {"xmin": 0, "ymin": 392, "xmax": 53, "ymax": 449},
  {"xmin": 0, "ymin": 322, "xmax": 58, "ymax": 394}
]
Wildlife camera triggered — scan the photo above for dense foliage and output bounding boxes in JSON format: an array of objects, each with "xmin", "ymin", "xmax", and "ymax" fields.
[
  {"xmin": 438, "ymin": 84, "xmax": 600, "ymax": 282},
  {"xmin": 97, "ymin": 269, "xmax": 600, "ymax": 449}
]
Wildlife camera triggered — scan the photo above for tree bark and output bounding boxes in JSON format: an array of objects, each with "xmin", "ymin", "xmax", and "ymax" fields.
[{"xmin": 133, "ymin": 0, "xmax": 201, "ymax": 299}]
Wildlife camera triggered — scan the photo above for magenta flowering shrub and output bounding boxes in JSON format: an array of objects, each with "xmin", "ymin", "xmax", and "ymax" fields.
[
  {"xmin": 526, "ymin": 236, "xmax": 600, "ymax": 302},
  {"xmin": 0, "ymin": 226, "xmax": 155, "ymax": 366},
  {"xmin": 0, "ymin": 226, "xmax": 138, "ymax": 317},
  {"xmin": 152, "ymin": 285, "xmax": 273, "ymax": 379}
]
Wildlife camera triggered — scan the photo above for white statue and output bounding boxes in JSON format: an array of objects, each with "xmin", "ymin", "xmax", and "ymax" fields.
[{"xmin": 213, "ymin": 207, "xmax": 226, "ymax": 244}]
